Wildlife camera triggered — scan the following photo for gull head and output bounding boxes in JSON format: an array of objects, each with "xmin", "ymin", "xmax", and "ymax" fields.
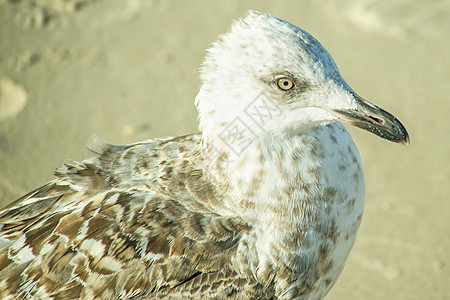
[{"xmin": 196, "ymin": 10, "xmax": 409, "ymax": 145}]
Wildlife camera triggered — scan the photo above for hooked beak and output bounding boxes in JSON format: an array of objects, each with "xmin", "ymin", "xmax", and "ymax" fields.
[{"xmin": 332, "ymin": 94, "xmax": 410, "ymax": 145}]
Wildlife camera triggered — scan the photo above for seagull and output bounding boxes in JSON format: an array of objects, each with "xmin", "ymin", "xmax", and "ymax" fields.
[{"xmin": 0, "ymin": 11, "xmax": 408, "ymax": 300}]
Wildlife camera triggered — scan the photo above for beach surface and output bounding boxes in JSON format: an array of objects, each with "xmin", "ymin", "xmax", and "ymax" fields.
[{"xmin": 0, "ymin": 1, "xmax": 448, "ymax": 299}]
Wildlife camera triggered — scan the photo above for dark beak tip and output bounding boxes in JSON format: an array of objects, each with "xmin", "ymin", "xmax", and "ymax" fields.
[
  {"xmin": 393, "ymin": 118, "xmax": 410, "ymax": 146},
  {"xmin": 401, "ymin": 133, "xmax": 410, "ymax": 146},
  {"xmin": 348, "ymin": 95, "xmax": 410, "ymax": 147}
]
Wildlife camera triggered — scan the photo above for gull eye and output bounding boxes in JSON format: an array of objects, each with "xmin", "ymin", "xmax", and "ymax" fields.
[{"xmin": 276, "ymin": 77, "xmax": 295, "ymax": 90}]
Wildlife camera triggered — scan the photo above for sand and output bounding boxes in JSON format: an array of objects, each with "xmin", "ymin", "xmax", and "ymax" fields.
[{"xmin": 0, "ymin": 0, "xmax": 448, "ymax": 299}]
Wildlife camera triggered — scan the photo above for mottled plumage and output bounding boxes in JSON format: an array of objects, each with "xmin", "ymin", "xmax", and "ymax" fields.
[{"xmin": 0, "ymin": 11, "xmax": 408, "ymax": 299}]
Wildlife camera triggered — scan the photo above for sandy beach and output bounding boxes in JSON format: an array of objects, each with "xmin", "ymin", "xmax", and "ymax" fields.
[{"xmin": 0, "ymin": 0, "xmax": 448, "ymax": 298}]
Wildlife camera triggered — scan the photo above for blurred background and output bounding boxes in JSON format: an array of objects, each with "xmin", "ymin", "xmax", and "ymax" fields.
[{"xmin": 0, "ymin": 0, "xmax": 448, "ymax": 298}]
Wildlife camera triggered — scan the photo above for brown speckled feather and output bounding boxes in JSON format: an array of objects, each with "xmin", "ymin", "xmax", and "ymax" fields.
[
  {"xmin": 0, "ymin": 10, "xmax": 409, "ymax": 300},
  {"xmin": 0, "ymin": 135, "xmax": 268, "ymax": 299}
]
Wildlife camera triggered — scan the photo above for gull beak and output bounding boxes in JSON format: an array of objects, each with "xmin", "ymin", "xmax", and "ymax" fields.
[{"xmin": 332, "ymin": 94, "xmax": 410, "ymax": 145}]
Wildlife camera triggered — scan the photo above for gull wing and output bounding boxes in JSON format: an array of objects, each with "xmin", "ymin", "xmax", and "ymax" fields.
[{"xmin": 0, "ymin": 135, "xmax": 263, "ymax": 299}]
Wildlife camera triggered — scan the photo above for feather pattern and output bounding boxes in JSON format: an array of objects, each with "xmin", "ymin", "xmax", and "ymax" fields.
[
  {"xmin": 0, "ymin": 135, "xmax": 266, "ymax": 299},
  {"xmin": 0, "ymin": 10, "xmax": 408, "ymax": 300}
]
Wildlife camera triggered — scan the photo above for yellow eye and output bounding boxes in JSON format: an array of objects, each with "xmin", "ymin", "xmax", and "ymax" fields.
[{"xmin": 276, "ymin": 77, "xmax": 295, "ymax": 90}]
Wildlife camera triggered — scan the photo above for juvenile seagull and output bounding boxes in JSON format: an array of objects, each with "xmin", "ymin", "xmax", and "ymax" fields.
[{"xmin": 0, "ymin": 11, "xmax": 408, "ymax": 299}]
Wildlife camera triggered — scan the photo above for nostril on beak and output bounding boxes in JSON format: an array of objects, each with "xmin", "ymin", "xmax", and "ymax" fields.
[{"xmin": 369, "ymin": 115, "xmax": 384, "ymax": 125}]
